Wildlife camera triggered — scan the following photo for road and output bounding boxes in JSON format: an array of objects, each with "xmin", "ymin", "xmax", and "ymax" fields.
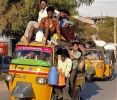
[
  {"xmin": 0, "ymin": 64, "xmax": 117, "ymax": 100},
  {"xmin": 81, "ymin": 63, "xmax": 117, "ymax": 100},
  {"xmin": 0, "ymin": 75, "xmax": 9, "ymax": 100}
]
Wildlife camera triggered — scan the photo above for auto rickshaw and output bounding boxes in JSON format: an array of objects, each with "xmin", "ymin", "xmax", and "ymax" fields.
[
  {"xmin": 85, "ymin": 47, "xmax": 116, "ymax": 82},
  {"xmin": 5, "ymin": 41, "xmax": 85, "ymax": 100}
]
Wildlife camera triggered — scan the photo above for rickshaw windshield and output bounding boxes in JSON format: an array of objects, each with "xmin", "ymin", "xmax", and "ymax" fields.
[
  {"xmin": 86, "ymin": 50, "xmax": 104, "ymax": 60},
  {"xmin": 15, "ymin": 46, "xmax": 52, "ymax": 64}
]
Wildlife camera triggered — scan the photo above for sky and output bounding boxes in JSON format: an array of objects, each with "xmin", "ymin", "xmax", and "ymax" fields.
[{"xmin": 78, "ymin": 0, "xmax": 117, "ymax": 17}]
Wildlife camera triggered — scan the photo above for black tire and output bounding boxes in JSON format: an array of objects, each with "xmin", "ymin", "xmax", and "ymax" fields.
[
  {"xmin": 108, "ymin": 69, "xmax": 114, "ymax": 81},
  {"xmin": 74, "ymin": 87, "xmax": 81, "ymax": 100},
  {"xmin": 108, "ymin": 75, "xmax": 114, "ymax": 81},
  {"xmin": 87, "ymin": 74, "xmax": 93, "ymax": 82},
  {"xmin": 51, "ymin": 95, "xmax": 57, "ymax": 100},
  {"xmin": 15, "ymin": 98, "xmax": 21, "ymax": 100}
]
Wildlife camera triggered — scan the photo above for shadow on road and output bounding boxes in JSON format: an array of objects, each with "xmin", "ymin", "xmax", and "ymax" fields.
[{"xmin": 80, "ymin": 82, "xmax": 103, "ymax": 100}]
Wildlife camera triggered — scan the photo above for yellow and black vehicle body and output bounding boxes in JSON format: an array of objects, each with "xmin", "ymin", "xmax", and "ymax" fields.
[
  {"xmin": 85, "ymin": 47, "xmax": 116, "ymax": 82},
  {"xmin": 5, "ymin": 42, "xmax": 85, "ymax": 100}
]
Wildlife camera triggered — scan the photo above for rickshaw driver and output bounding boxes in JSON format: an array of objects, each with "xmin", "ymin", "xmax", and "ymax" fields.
[
  {"xmin": 24, "ymin": 52, "xmax": 36, "ymax": 59},
  {"xmin": 54, "ymin": 49, "xmax": 72, "ymax": 100}
]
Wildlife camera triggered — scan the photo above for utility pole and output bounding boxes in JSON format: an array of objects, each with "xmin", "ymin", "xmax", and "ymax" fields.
[{"xmin": 114, "ymin": 17, "xmax": 116, "ymax": 44}]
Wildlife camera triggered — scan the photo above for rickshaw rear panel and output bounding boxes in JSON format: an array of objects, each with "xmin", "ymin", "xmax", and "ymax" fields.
[{"xmin": 85, "ymin": 48, "xmax": 115, "ymax": 81}]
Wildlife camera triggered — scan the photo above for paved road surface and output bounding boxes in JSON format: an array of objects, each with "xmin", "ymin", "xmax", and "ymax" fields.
[
  {"xmin": 0, "ymin": 76, "xmax": 9, "ymax": 100},
  {"xmin": 81, "ymin": 63, "xmax": 117, "ymax": 100},
  {"xmin": 0, "ymin": 63, "xmax": 117, "ymax": 100}
]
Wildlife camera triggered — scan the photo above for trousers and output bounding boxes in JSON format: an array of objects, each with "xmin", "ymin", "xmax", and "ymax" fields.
[{"xmin": 24, "ymin": 21, "xmax": 39, "ymax": 37}]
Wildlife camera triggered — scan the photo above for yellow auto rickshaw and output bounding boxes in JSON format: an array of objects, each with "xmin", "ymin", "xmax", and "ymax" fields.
[
  {"xmin": 85, "ymin": 47, "xmax": 116, "ymax": 82},
  {"xmin": 5, "ymin": 42, "xmax": 85, "ymax": 100}
]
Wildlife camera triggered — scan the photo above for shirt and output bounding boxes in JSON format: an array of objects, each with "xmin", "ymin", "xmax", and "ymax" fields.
[
  {"xmin": 59, "ymin": 18, "xmax": 73, "ymax": 27},
  {"xmin": 58, "ymin": 55, "xmax": 72, "ymax": 77},
  {"xmin": 38, "ymin": 7, "xmax": 60, "ymax": 23},
  {"xmin": 38, "ymin": 7, "xmax": 48, "ymax": 23},
  {"xmin": 39, "ymin": 17, "xmax": 60, "ymax": 35},
  {"xmin": 62, "ymin": 19, "xmax": 73, "ymax": 26},
  {"xmin": 70, "ymin": 50, "xmax": 81, "ymax": 69}
]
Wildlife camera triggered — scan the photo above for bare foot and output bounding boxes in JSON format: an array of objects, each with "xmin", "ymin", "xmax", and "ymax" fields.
[{"xmin": 42, "ymin": 36, "xmax": 46, "ymax": 46}]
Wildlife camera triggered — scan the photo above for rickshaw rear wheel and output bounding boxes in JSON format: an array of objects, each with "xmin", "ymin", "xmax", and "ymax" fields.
[
  {"xmin": 108, "ymin": 75, "xmax": 114, "ymax": 81},
  {"xmin": 108, "ymin": 69, "xmax": 114, "ymax": 81},
  {"xmin": 87, "ymin": 74, "xmax": 93, "ymax": 82},
  {"xmin": 74, "ymin": 86, "xmax": 81, "ymax": 100},
  {"xmin": 51, "ymin": 95, "xmax": 58, "ymax": 100}
]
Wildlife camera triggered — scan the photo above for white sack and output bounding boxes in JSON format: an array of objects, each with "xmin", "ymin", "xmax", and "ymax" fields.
[
  {"xmin": 35, "ymin": 30, "xmax": 44, "ymax": 42},
  {"xmin": 104, "ymin": 44, "xmax": 116, "ymax": 50},
  {"xmin": 94, "ymin": 40, "xmax": 106, "ymax": 47}
]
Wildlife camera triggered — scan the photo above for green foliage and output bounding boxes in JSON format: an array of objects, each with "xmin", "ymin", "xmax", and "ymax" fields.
[
  {"xmin": 0, "ymin": 0, "xmax": 94, "ymax": 37},
  {"xmin": 97, "ymin": 17, "xmax": 117, "ymax": 42},
  {"xmin": 77, "ymin": 0, "xmax": 94, "ymax": 6},
  {"xmin": 0, "ymin": 0, "xmax": 39, "ymax": 37},
  {"xmin": 73, "ymin": 19, "xmax": 97, "ymax": 40},
  {"xmin": 0, "ymin": 0, "xmax": 8, "ymax": 14}
]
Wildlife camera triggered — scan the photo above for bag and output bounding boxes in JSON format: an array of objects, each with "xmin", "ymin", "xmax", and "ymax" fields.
[
  {"xmin": 35, "ymin": 30, "xmax": 44, "ymax": 42},
  {"xmin": 57, "ymin": 68, "xmax": 66, "ymax": 86},
  {"xmin": 94, "ymin": 40, "xmax": 106, "ymax": 47}
]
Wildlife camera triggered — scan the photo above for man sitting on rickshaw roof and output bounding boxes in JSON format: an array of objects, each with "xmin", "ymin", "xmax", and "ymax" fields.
[
  {"xmin": 21, "ymin": 0, "xmax": 60, "ymax": 45},
  {"xmin": 58, "ymin": 9, "xmax": 74, "ymax": 42},
  {"xmin": 22, "ymin": 6, "xmax": 60, "ymax": 46}
]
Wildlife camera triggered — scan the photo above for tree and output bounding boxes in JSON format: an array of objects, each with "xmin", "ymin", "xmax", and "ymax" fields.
[
  {"xmin": 73, "ymin": 18, "xmax": 97, "ymax": 41},
  {"xmin": 0, "ymin": 0, "xmax": 94, "ymax": 37},
  {"xmin": 97, "ymin": 17, "xmax": 117, "ymax": 42}
]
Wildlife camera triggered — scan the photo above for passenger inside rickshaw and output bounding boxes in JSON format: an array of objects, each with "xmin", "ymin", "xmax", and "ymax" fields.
[
  {"xmin": 42, "ymin": 52, "xmax": 52, "ymax": 62},
  {"xmin": 15, "ymin": 46, "xmax": 52, "ymax": 64},
  {"xmin": 86, "ymin": 50, "xmax": 104, "ymax": 60}
]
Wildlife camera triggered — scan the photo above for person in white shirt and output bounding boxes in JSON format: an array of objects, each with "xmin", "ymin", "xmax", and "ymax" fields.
[
  {"xmin": 21, "ymin": 0, "xmax": 59, "ymax": 45},
  {"xmin": 55, "ymin": 49, "xmax": 72, "ymax": 100}
]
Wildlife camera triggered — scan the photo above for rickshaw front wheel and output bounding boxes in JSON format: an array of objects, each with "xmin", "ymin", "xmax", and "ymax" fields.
[
  {"xmin": 74, "ymin": 86, "xmax": 81, "ymax": 100},
  {"xmin": 51, "ymin": 95, "xmax": 58, "ymax": 100}
]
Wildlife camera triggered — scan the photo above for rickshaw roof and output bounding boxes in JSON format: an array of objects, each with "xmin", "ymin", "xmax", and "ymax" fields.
[
  {"xmin": 86, "ymin": 47, "xmax": 104, "ymax": 51},
  {"xmin": 17, "ymin": 42, "xmax": 54, "ymax": 49}
]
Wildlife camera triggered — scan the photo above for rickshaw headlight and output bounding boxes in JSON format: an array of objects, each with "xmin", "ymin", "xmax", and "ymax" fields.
[
  {"xmin": 36, "ymin": 77, "xmax": 47, "ymax": 85},
  {"xmin": 97, "ymin": 64, "xmax": 102, "ymax": 68},
  {"xmin": 6, "ymin": 74, "xmax": 13, "ymax": 82}
]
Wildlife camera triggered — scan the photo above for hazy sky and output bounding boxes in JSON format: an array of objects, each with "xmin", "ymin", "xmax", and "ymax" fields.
[{"xmin": 78, "ymin": 0, "xmax": 117, "ymax": 17}]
